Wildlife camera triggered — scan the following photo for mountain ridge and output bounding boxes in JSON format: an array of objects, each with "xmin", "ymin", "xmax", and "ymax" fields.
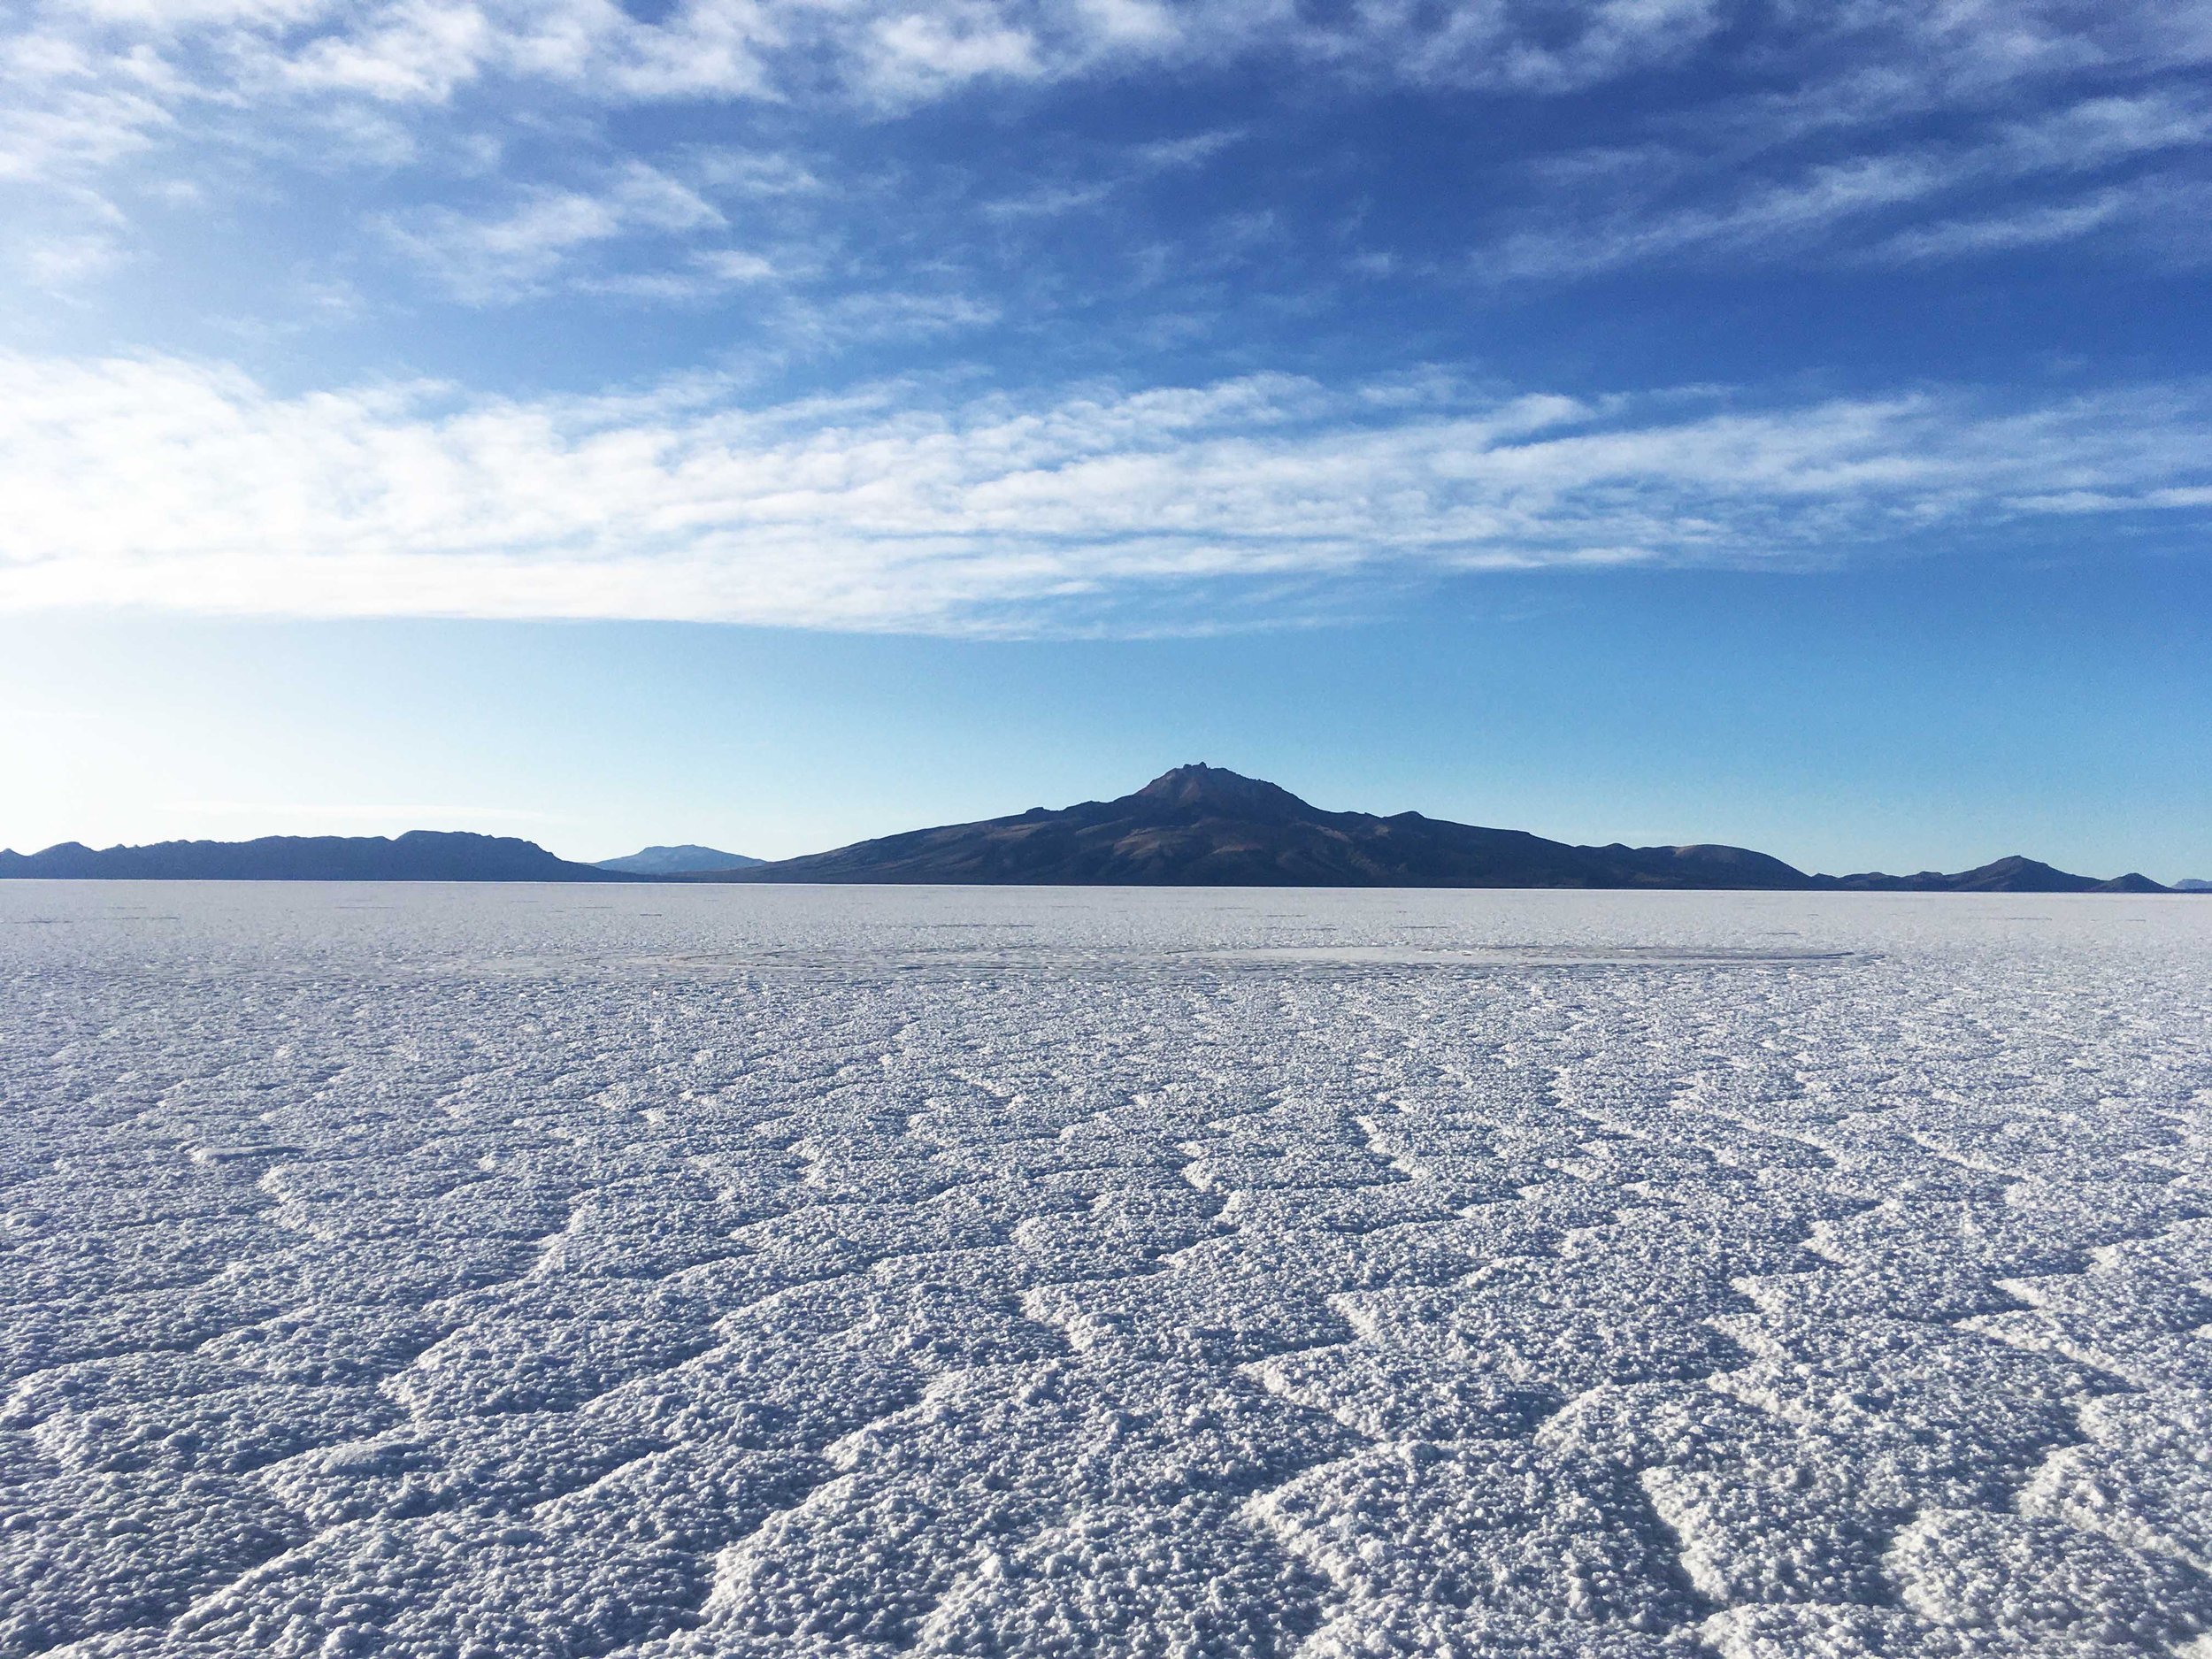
[
  {"xmin": 699, "ymin": 764, "xmax": 2174, "ymax": 893},
  {"xmin": 594, "ymin": 844, "xmax": 763, "ymax": 875},
  {"xmin": 0, "ymin": 830, "xmax": 626, "ymax": 882},
  {"xmin": 3, "ymin": 767, "xmax": 2183, "ymax": 890}
]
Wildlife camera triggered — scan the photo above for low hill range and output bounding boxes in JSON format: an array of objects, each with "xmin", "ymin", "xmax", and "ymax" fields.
[
  {"xmin": 0, "ymin": 833, "xmax": 763, "ymax": 883},
  {"xmin": 0, "ymin": 766, "xmax": 2183, "ymax": 891},
  {"xmin": 0, "ymin": 830, "xmax": 622, "ymax": 883}
]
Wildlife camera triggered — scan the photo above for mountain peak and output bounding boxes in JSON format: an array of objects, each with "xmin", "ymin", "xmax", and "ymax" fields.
[
  {"xmin": 1131, "ymin": 764, "xmax": 1316, "ymax": 818},
  {"xmin": 595, "ymin": 843, "xmax": 763, "ymax": 875}
]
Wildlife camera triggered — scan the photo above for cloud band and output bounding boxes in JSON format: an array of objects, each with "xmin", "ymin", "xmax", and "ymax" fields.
[{"xmin": 4, "ymin": 354, "xmax": 2206, "ymax": 634}]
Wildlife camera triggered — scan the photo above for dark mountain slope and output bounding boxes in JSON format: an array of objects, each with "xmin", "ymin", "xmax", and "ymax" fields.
[
  {"xmin": 708, "ymin": 764, "xmax": 2170, "ymax": 892},
  {"xmin": 710, "ymin": 764, "xmax": 1818, "ymax": 889},
  {"xmin": 5, "ymin": 768, "xmax": 2175, "ymax": 891},
  {"xmin": 0, "ymin": 831, "xmax": 625, "ymax": 881}
]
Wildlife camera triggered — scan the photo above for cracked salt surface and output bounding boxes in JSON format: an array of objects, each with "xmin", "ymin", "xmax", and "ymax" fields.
[{"xmin": 2, "ymin": 885, "xmax": 2208, "ymax": 1659}]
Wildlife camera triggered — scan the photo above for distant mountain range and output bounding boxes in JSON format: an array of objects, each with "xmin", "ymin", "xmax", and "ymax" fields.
[
  {"xmin": 1815, "ymin": 855, "xmax": 2168, "ymax": 895},
  {"xmin": 0, "ymin": 831, "xmax": 621, "ymax": 882},
  {"xmin": 594, "ymin": 844, "xmax": 763, "ymax": 875},
  {"xmin": 1, "ymin": 768, "xmax": 2187, "ymax": 890},
  {"xmin": 696, "ymin": 764, "xmax": 2178, "ymax": 893}
]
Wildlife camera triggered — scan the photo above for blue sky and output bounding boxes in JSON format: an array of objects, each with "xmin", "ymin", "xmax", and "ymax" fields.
[{"xmin": 2, "ymin": 0, "xmax": 2207, "ymax": 875}]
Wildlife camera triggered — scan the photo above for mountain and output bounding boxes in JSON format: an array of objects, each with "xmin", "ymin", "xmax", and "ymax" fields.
[
  {"xmin": 709, "ymin": 763, "xmax": 1795, "ymax": 887},
  {"xmin": 698, "ymin": 764, "xmax": 2170, "ymax": 892},
  {"xmin": 2089, "ymin": 872, "xmax": 2182, "ymax": 895},
  {"xmin": 1817, "ymin": 855, "xmax": 2169, "ymax": 895},
  {"xmin": 682, "ymin": 764, "xmax": 1771, "ymax": 889},
  {"xmin": 4, "ymin": 772, "xmax": 2176, "ymax": 891},
  {"xmin": 2177, "ymin": 879, "xmax": 2212, "ymax": 893},
  {"xmin": 595, "ymin": 844, "xmax": 763, "ymax": 875},
  {"xmin": 0, "ymin": 831, "xmax": 625, "ymax": 882}
]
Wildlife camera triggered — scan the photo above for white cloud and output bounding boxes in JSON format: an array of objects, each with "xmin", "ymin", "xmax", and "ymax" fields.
[
  {"xmin": 1489, "ymin": 153, "xmax": 1949, "ymax": 279},
  {"xmin": 3, "ymin": 352, "xmax": 2206, "ymax": 634},
  {"xmin": 9, "ymin": 0, "xmax": 2207, "ymax": 172},
  {"xmin": 16, "ymin": 227, "xmax": 131, "ymax": 288},
  {"xmin": 1873, "ymin": 188, "xmax": 2132, "ymax": 261},
  {"xmin": 860, "ymin": 6, "xmax": 1046, "ymax": 99},
  {"xmin": 4, "ymin": 0, "xmax": 2208, "ymax": 306},
  {"xmin": 0, "ymin": 36, "xmax": 180, "ymax": 184},
  {"xmin": 582, "ymin": 246, "xmax": 783, "ymax": 301},
  {"xmin": 1488, "ymin": 86, "xmax": 2212, "ymax": 278},
  {"xmin": 280, "ymin": 0, "xmax": 497, "ymax": 102},
  {"xmin": 384, "ymin": 162, "xmax": 727, "ymax": 296},
  {"xmin": 1870, "ymin": 176, "xmax": 2212, "ymax": 264}
]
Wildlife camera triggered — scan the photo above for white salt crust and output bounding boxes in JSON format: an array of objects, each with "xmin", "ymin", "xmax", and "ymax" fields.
[{"xmin": 1, "ymin": 883, "xmax": 2207, "ymax": 1658}]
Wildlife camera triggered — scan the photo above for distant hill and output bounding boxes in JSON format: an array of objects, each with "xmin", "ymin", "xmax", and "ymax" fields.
[
  {"xmin": 697, "ymin": 764, "xmax": 2171, "ymax": 893},
  {"xmin": 0, "ymin": 831, "xmax": 625, "ymax": 882},
  {"xmin": 2178, "ymin": 879, "xmax": 2212, "ymax": 893},
  {"xmin": 595, "ymin": 844, "xmax": 763, "ymax": 875},
  {"xmin": 1819, "ymin": 855, "xmax": 2169, "ymax": 895}
]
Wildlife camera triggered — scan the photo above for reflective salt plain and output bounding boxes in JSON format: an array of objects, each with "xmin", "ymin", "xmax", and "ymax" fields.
[{"xmin": 3, "ymin": 882, "xmax": 2209, "ymax": 1659}]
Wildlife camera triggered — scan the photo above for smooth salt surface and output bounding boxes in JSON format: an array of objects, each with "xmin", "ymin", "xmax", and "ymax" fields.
[{"xmin": 2, "ymin": 882, "xmax": 2208, "ymax": 1659}]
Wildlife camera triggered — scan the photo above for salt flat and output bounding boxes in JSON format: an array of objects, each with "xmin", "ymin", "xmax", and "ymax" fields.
[{"xmin": 2, "ymin": 883, "xmax": 2208, "ymax": 1659}]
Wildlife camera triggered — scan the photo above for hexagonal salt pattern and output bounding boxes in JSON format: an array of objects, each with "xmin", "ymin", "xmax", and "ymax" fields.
[{"xmin": 2, "ymin": 884, "xmax": 2207, "ymax": 1658}]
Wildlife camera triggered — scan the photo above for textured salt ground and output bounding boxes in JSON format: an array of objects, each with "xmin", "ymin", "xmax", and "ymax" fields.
[{"xmin": 1, "ymin": 885, "xmax": 2208, "ymax": 1659}]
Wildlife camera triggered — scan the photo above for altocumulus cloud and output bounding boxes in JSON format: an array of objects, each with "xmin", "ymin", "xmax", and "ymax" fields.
[
  {"xmin": 10, "ymin": 0, "xmax": 2208, "ymax": 183},
  {"xmin": 10, "ymin": 0, "xmax": 2212, "ymax": 312},
  {"xmin": 4, "ymin": 354, "xmax": 2208, "ymax": 634}
]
